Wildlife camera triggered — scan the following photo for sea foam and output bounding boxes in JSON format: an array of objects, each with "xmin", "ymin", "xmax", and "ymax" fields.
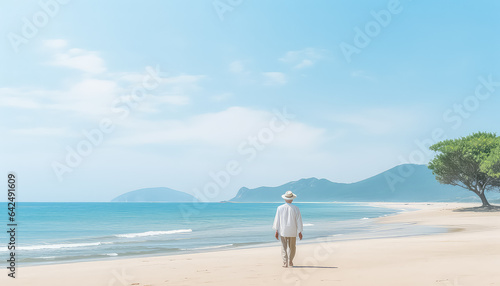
[
  {"xmin": 18, "ymin": 242, "xmax": 112, "ymax": 251},
  {"xmin": 190, "ymin": 244, "xmax": 233, "ymax": 250},
  {"xmin": 115, "ymin": 229, "xmax": 192, "ymax": 238}
]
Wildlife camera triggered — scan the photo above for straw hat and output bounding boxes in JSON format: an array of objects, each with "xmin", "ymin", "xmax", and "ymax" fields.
[{"xmin": 281, "ymin": 190, "xmax": 297, "ymax": 200}]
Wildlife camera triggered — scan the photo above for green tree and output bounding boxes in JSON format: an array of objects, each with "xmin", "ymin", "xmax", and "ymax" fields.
[
  {"xmin": 481, "ymin": 146, "xmax": 500, "ymax": 179},
  {"xmin": 428, "ymin": 132, "xmax": 500, "ymax": 207}
]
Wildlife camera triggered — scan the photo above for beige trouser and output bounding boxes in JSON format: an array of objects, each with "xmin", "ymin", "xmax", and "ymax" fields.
[{"xmin": 280, "ymin": 236, "xmax": 296, "ymax": 264}]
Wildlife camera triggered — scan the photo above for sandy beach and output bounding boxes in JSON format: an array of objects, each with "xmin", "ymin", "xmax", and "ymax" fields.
[{"xmin": 2, "ymin": 202, "xmax": 500, "ymax": 286}]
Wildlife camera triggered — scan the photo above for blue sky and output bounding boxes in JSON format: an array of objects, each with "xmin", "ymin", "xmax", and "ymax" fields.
[{"xmin": 1, "ymin": 0, "xmax": 500, "ymax": 202}]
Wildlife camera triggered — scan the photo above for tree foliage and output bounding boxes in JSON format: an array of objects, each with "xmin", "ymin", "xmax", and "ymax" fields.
[
  {"xmin": 481, "ymin": 146, "xmax": 500, "ymax": 179},
  {"xmin": 428, "ymin": 132, "xmax": 500, "ymax": 207}
]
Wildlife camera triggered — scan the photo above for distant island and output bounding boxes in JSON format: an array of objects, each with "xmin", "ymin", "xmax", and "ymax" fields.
[
  {"xmin": 111, "ymin": 187, "xmax": 198, "ymax": 202},
  {"xmin": 229, "ymin": 164, "xmax": 500, "ymax": 203},
  {"xmin": 111, "ymin": 164, "xmax": 500, "ymax": 203}
]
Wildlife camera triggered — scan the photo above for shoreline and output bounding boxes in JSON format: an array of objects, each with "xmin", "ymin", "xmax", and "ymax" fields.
[
  {"xmin": 3, "ymin": 202, "xmax": 499, "ymax": 285},
  {"xmin": 14, "ymin": 202, "xmax": 433, "ymax": 267},
  {"xmin": 8, "ymin": 201, "xmax": 411, "ymax": 267}
]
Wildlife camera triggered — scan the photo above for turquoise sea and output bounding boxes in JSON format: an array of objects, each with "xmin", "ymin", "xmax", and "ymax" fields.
[{"xmin": 0, "ymin": 202, "xmax": 442, "ymax": 265}]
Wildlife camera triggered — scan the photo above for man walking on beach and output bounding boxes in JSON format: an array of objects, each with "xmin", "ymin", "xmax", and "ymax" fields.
[{"xmin": 273, "ymin": 190, "xmax": 303, "ymax": 267}]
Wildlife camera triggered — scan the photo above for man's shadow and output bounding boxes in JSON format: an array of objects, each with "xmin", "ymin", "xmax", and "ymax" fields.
[{"xmin": 291, "ymin": 266, "xmax": 337, "ymax": 269}]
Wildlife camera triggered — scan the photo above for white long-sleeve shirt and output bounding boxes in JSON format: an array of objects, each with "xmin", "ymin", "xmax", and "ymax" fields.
[{"xmin": 272, "ymin": 202, "xmax": 303, "ymax": 237}]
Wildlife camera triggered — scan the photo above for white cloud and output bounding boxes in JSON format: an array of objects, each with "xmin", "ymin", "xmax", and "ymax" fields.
[
  {"xmin": 11, "ymin": 127, "xmax": 69, "ymax": 136},
  {"xmin": 112, "ymin": 107, "xmax": 266, "ymax": 146},
  {"xmin": 48, "ymin": 47, "xmax": 106, "ymax": 74},
  {"xmin": 2, "ymin": 41, "xmax": 206, "ymax": 119},
  {"xmin": 158, "ymin": 95, "xmax": 190, "ymax": 106},
  {"xmin": 115, "ymin": 70, "xmax": 204, "ymax": 97},
  {"xmin": 112, "ymin": 106, "xmax": 325, "ymax": 150},
  {"xmin": 0, "ymin": 80, "xmax": 119, "ymax": 119},
  {"xmin": 44, "ymin": 39, "xmax": 68, "ymax": 49},
  {"xmin": 262, "ymin": 72, "xmax": 287, "ymax": 85},
  {"xmin": 115, "ymin": 73, "xmax": 204, "ymax": 113},
  {"xmin": 0, "ymin": 72, "xmax": 202, "ymax": 120},
  {"xmin": 0, "ymin": 89, "xmax": 42, "ymax": 109},
  {"xmin": 159, "ymin": 75, "xmax": 205, "ymax": 94},
  {"xmin": 229, "ymin": 60, "xmax": 287, "ymax": 86},
  {"xmin": 295, "ymin": 59, "xmax": 313, "ymax": 69},
  {"xmin": 329, "ymin": 107, "xmax": 423, "ymax": 135},
  {"xmin": 59, "ymin": 78, "xmax": 119, "ymax": 115},
  {"xmin": 280, "ymin": 48, "xmax": 327, "ymax": 69}
]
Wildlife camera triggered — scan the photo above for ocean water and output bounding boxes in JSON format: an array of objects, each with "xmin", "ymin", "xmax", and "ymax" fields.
[{"xmin": 0, "ymin": 202, "xmax": 442, "ymax": 265}]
